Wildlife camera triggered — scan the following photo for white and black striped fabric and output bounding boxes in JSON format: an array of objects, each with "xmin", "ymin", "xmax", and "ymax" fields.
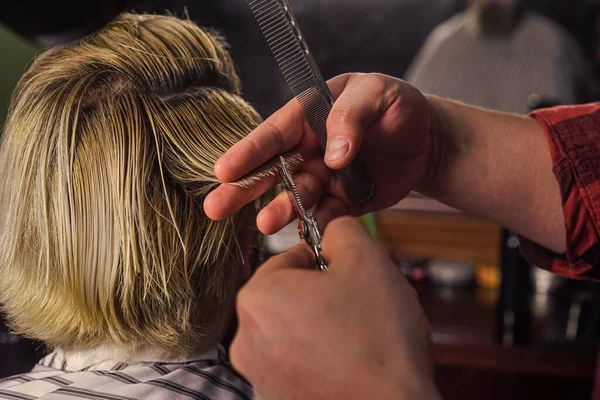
[
  {"xmin": 0, "ymin": 346, "xmax": 253, "ymax": 399},
  {"xmin": 406, "ymin": 11, "xmax": 591, "ymax": 114}
]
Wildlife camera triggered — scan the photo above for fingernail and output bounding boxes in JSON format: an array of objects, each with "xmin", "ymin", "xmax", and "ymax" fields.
[{"xmin": 325, "ymin": 138, "xmax": 349, "ymax": 161}]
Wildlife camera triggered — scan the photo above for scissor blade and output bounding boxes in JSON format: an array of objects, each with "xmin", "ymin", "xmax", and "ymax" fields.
[{"xmin": 279, "ymin": 156, "xmax": 307, "ymax": 220}]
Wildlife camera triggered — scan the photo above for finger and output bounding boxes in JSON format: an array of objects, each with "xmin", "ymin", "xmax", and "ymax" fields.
[
  {"xmin": 325, "ymin": 74, "xmax": 390, "ymax": 169},
  {"xmin": 204, "ymin": 177, "xmax": 277, "ymax": 221},
  {"xmin": 326, "ymin": 73, "xmax": 355, "ymax": 99},
  {"xmin": 256, "ymin": 172, "xmax": 326, "ymax": 234},
  {"xmin": 312, "ymin": 196, "xmax": 349, "ymax": 228},
  {"xmin": 258, "ymin": 244, "xmax": 316, "ymax": 273},
  {"xmin": 215, "ymin": 99, "xmax": 305, "ymax": 182},
  {"xmin": 320, "ymin": 216, "xmax": 379, "ymax": 266}
]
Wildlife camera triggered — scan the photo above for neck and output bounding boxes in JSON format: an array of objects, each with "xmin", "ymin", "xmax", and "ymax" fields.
[
  {"xmin": 470, "ymin": 4, "xmax": 525, "ymax": 37},
  {"xmin": 47, "ymin": 343, "xmax": 220, "ymax": 371}
]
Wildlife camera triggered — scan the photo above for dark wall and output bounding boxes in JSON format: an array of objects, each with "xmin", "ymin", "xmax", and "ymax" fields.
[
  {"xmin": 148, "ymin": 0, "xmax": 596, "ymax": 115},
  {"xmin": 1, "ymin": 0, "xmax": 595, "ymax": 116},
  {"xmin": 177, "ymin": 0, "xmax": 469, "ymax": 116}
]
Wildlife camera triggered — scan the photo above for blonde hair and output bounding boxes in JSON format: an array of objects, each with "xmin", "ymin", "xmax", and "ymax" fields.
[{"xmin": 0, "ymin": 13, "xmax": 265, "ymax": 356}]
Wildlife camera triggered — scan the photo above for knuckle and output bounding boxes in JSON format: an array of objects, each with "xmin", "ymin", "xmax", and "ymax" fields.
[
  {"xmin": 294, "ymin": 179, "xmax": 314, "ymax": 204},
  {"xmin": 245, "ymin": 137, "xmax": 262, "ymax": 163},
  {"xmin": 370, "ymin": 73, "xmax": 388, "ymax": 88},
  {"xmin": 331, "ymin": 215, "xmax": 357, "ymax": 227},
  {"xmin": 324, "ymin": 215, "xmax": 355, "ymax": 237},
  {"xmin": 235, "ymin": 286, "xmax": 254, "ymax": 317},
  {"xmin": 235, "ymin": 281, "xmax": 275, "ymax": 334},
  {"xmin": 339, "ymin": 72, "xmax": 358, "ymax": 81},
  {"xmin": 236, "ymin": 278, "xmax": 269, "ymax": 320},
  {"xmin": 263, "ymin": 121, "xmax": 286, "ymax": 152},
  {"xmin": 361, "ymin": 73, "xmax": 388, "ymax": 95},
  {"xmin": 364, "ymin": 73, "xmax": 402, "ymax": 109},
  {"xmin": 291, "ymin": 244, "xmax": 315, "ymax": 266},
  {"xmin": 328, "ymin": 106, "xmax": 355, "ymax": 130}
]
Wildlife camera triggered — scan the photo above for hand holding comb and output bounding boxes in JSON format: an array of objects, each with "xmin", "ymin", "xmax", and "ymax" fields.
[{"xmin": 247, "ymin": 0, "xmax": 375, "ymax": 206}]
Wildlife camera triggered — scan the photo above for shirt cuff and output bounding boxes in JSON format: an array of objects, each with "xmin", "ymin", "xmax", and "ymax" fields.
[{"xmin": 519, "ymin": 105, "xmax": 600, "ymax": 280}]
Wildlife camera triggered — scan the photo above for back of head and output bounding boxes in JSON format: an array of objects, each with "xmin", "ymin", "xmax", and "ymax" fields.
[
  {"xmin": 470, "ymin": 0, "xmax": 525, "ymax": 36},
  {"xmin": 0, "ymin": 13, "xmax": 263, "ymax": 357}
]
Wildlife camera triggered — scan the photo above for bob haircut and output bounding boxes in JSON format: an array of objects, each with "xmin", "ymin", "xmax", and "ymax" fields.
[{"xmin": 0, "ymin": 13, "xmax": 265, "ymax": 357}]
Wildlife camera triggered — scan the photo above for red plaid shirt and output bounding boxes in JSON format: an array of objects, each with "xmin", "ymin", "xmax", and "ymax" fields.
[
  {"xmin": 521, "ymin": 104, "xmax": 600, "ymax": 398},
  {"xmin": 522, "ymin": 104, "xmax": 600, "ymax": 278}
]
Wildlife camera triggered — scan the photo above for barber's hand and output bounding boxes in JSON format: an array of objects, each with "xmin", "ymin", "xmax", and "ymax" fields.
[
  {"xmin": 204, "ymin": 73, "xmax": 437, "ymax": 234},
  {"xmin": 230, "ymin": 217, "xmax": 440, "ymax": 400}
]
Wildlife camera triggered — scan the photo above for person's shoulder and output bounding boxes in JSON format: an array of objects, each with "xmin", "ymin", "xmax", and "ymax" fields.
[
  {"xmin": 0, "ymin": 366, "xmax": 71, "ymax": 398},
  {"xmin": 146, "ymin": 359, "xmax": 255, "ymax": 399},
  {"xmin": 427, "ymin": 12, "xmax": 471, "ymax": 45},
  {"xmin": 405, "ymin": 11, "xmax": 471, "ymax": 82},
  {"xmin": 520, "ymin": 11, "xmax": 587, "ymax": 62},
  {"xmin": 0, "ymin": 360, "xmax": 255, "ymax": 399},
  {"xmin": 523, "ymin": 12, "xmax": 564, "ymax": 32},
  {"xmin": 521, "ymin": 12, "xmax": 578, "ymax": 47}
]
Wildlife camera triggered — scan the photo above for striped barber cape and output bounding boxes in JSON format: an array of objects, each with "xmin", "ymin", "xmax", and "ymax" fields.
[{"xmin": 0, "ymin": 345, "xmax": 253, "ymax": 400}]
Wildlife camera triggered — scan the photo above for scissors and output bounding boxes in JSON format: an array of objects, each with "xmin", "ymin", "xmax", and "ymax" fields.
[{"xmin": 278, "ymin": 156, "xmax": 328, "ymax": 271}]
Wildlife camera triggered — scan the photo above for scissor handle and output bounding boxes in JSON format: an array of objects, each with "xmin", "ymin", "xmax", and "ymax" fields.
[
  {"xmin": 298, "ymin": 218, "xmax": 327, "ymax": 271},
  {"xmin": 313, "ymin": 243, "xmax": 328, "ymax": 272}
]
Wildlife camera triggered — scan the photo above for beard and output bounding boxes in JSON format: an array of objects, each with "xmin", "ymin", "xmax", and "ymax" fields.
[{"xmin": 477, "ymin": 3, "xmax": 524, "ymax": 36}]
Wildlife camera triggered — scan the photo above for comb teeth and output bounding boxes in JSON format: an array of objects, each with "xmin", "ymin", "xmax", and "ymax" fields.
[
  {"xmin": 248, "ymin": 0, "xmax": 375, "ymax": 206},
  {"xmin": 249, "ymin": 0, "xmax": 316, "ymax": 98}
]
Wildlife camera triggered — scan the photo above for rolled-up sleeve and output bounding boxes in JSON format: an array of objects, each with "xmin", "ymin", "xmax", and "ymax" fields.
[{"xmin": 520, "ymin": 103, "xmax": 600, "ymax": 280}]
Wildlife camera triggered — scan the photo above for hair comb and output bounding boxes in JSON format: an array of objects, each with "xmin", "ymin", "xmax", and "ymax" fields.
[{"xmin": 247, "ymin": 0, "xmax": 375, "ymax": 206}]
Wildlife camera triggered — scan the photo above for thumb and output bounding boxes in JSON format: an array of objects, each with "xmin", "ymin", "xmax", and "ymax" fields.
[
  {"xmin": 321, "ymin": 216, "xmax": 384, "ymax": 271},
  {"xmin": 325, "ymin": 74, "xmax": 388, "ymax": 169},
  {"xmin": 257, "ymin": 244, "xmax": 316, "ymax": 273}
]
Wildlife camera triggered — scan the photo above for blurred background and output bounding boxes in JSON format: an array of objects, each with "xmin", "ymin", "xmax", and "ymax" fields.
[{"xmin": 2, "ymin": 0, "xmax": 600, "ymax": 399}]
